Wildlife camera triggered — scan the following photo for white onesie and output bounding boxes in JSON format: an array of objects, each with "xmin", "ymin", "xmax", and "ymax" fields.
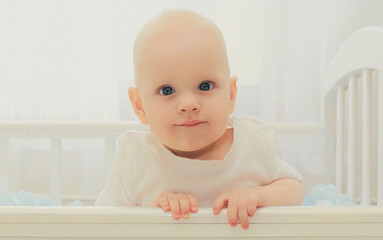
[{"xmin": 95, "ymin": 115, "xmax": 303, "ymax": 207}]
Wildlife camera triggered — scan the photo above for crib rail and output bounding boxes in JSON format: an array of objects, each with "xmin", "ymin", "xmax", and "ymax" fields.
[
  {"xmin": 323, "ymin": 24, "xmax": 383, "ymax": 206},
  {"xmin": 1, "ymin": 206, "xmax": 383, "ymax": 239}
]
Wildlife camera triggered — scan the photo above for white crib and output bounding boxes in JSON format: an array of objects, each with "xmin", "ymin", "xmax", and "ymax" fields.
[{"xmin": 1, "ymin": 24, "xmax": 383, "ymax": 239}]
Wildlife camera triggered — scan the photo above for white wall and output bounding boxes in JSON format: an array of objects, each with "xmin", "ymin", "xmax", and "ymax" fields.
[{"xmin": 258, "ymin": 0, "xmax": 383, "ymax": 123}]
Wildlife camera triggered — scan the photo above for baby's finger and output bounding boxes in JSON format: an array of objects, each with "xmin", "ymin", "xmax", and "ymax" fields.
[
  {"xmin": 227, "ymin": 194, "xmax": 239, "ymax": 227},
  {"xmin": 150, "ymin": 198, "xmax": 160, "ymax": 207},
  {"xmin": 167, "ymin": 194, "xmax": 181, "ymax": 219},
  {"xmin": 247, "ymin": 193, "xmax": 258, "ymax": 217},
  {"xmin": 157, "ymin": 194, "xmax": 171, "ymax": 211},
  {"xmin": 187, "ymin": 194, "xmax": 198, "ymax": 212},
  {"xmin": 178, "ymin": 194, "xmax": 190, "ymax": 218},
  {"xmin": 238, "ymin": 194, "xmax": 249, "ymax": 230},
  {"xmin": 213, "ymin": 193, "xmax": 229, "ymax": 215}
]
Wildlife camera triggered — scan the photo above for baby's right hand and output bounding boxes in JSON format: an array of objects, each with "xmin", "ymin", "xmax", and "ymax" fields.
[{"xmin": 150, "ymin": 193, "xmax": 198, "ymax": 219}]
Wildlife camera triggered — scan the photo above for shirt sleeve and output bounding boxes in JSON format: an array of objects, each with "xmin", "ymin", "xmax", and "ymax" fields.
[
  {"xmin": 269, "ymin": 131, "xmax": 303, "ymax": 182},
  {"xmin": 253, "ymin": 117, "xmax": 303, "ymax": 182},
  {"xmin": 272, "ymin": 156, "xmax": 303, "ymax": 182},
  {"xmin": 94, "ymin": 136, "xmax": 135, "ymax": 206}
]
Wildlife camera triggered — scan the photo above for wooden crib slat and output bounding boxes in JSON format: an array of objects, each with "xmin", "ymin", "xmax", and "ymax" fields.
[
  {"xmin": 0, "ymin": 139, "xmax": 10, "ymax": 197},
  {"xmin": 336, "ymin": 86, "xmax": 345, "ymax": 194},
  {"xmin": 50, "ymin": 139, "xmax": 62, "ymax": 204},
  {"xmin": 347, "ymin": 75, "xmax": 357, "ymax": 203},
  {"xmin": 362, "ymin": 69, "xmax": 372, "ymax": 206},
  {"xmin": 379, "ymin": 70, "xmax": 383, "ymax": 206}
]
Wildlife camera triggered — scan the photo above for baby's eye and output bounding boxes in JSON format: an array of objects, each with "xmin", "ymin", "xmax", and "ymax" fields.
[
  {"xmin": 198, "ymin": 81, "xmax": 214, "ymax": 91},
  {"xmin": 159, "ymin": 86, "xmax": 175, "ymax": 96}
]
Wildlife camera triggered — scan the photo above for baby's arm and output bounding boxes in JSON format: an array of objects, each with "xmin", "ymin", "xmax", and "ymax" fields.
[{"xmin": 253, "ymin": 178, "xmax": 304, "ymax": 207}]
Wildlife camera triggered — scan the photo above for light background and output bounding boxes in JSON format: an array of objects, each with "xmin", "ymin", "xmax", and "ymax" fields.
[{"xmin": 1, "ymin": 0, "xmax": 383, "ymax": 199}]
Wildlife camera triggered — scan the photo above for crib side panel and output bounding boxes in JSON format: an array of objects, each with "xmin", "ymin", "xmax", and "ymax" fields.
[{"xmin": 1, "ymin": 207, "xmax": 383, "ymax": 239}]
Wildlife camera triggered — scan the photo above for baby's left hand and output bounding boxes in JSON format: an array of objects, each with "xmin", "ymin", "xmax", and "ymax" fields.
[{"xmin": 213, "ymin": 188, "xmax": 260, "ymax": 230}]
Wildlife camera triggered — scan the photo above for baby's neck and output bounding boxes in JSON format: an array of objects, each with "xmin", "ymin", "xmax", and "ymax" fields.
[{"xmin": 167, "ymin": 128, "xmax": 233, "ymax": 160}]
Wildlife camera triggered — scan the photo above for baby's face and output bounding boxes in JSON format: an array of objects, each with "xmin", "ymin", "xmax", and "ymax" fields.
[{"xmin": 130, "ymin": 13, "xmax": 237, "ymax": 156}]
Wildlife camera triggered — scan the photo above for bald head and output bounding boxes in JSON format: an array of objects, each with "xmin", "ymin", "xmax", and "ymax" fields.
[
  {"xmin": 128, "ymin": 10, "xmax": 238, "ymax": 147},
  {"xmin": 133, "ymin": 10, "xmax": 230, "ymax": 88}
]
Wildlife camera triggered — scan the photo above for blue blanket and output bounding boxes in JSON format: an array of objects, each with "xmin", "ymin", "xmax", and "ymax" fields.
[{"xmin": 302, "ymin": 183, "xmax": 357, "ymax": 206}]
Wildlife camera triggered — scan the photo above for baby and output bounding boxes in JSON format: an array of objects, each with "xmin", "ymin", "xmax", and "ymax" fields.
[{"xmin": 95, "ymin": 10, "xmax": 304, "ymax": 230}]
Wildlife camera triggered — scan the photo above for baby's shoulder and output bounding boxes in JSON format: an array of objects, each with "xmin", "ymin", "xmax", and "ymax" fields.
[
  {"xmin": 117, "ymin": 129, "xmax": 150, "ymax": 147},
  {"xmin": 235, "ymin": 115, "xmax": 275, "ymax": 137}
]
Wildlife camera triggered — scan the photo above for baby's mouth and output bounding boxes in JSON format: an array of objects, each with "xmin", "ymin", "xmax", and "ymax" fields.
[
  {"xmin": 179, "ymin": 122, "xmax": 204, "ymax": 127},
  {"xmin": 176, "ymin": 120, "xmax": 206, "ymax": 127}
]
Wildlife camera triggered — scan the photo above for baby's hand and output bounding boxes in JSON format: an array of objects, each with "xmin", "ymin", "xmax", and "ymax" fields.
[
  {"xmin": 150, "ymin": 193, "xmax": 198, "ymax": 220},
  {"xmin": 213, "ymin": 188, "xmax": 260, "ymax": 230}
]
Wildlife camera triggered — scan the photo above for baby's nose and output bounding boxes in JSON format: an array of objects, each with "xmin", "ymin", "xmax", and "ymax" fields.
[{"xmin": 177, "ymin": 102, "xmax": 200, "ymax": 113}]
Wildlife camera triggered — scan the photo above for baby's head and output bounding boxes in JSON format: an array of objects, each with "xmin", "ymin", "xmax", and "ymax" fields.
[{"xmin": 129, "ymin": 10, "xmax": 237, "ymax": 157}]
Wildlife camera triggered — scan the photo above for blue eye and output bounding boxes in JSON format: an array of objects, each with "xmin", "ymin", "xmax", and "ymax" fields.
[
  {"xmin": 199, "ymin": 81, "xmax": 214, "ymax": 91},
  {"xmin": 159, "ymin": 86, "xmax": 175, "ymax": 95}
]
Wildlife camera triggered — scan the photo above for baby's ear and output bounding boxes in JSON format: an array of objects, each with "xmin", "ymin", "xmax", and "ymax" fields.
[
  {"xmin": 229, "ymin": 75, "xmax": 238, "ymax": 114},
  {"xmin": 128, "ymin": 87, "xmax": 149, "ymax": 125}
]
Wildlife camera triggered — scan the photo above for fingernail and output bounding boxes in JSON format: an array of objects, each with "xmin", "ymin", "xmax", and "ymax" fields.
[{"xmin": 192, "ymin": 206, "xmax": 197, "ymax": 211}]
